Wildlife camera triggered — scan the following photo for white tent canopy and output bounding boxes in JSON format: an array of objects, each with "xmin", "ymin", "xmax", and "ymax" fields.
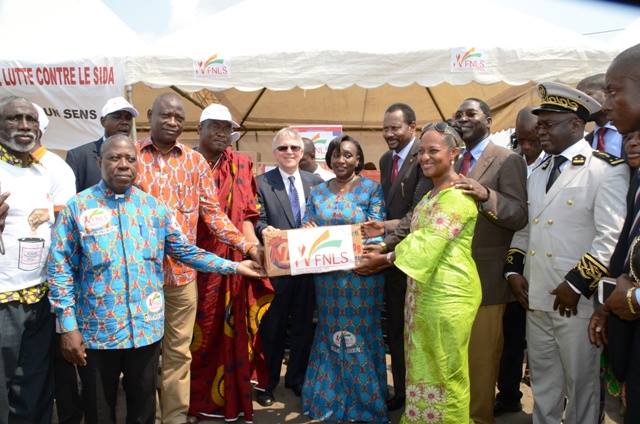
[
  {"xmin": 128, "ymin": 0, "xmax": 615, "ymax": 91},
  {"xmin": 613, "ymin": 17, "xmax": 640, "ymax": 51},
  {"xmin": 0, "ymin": 0, "xmax": 145, "ymax": 62},
  {"xmin": 0, "ymin": 0, "xmax": 145, "ymax": 150}
]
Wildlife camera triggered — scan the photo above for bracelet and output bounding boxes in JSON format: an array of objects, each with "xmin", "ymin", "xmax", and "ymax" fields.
[
  {"xmin": 627, "ymin": 288, "xmax": 638, "ymax": 315},
  {"xmin": 386, "ymin": 252, "xmax": 394, "ymax": 264}
]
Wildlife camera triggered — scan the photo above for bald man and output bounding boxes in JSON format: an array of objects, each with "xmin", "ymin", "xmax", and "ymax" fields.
[
  {"xmin": 594, "ymin": 43, "xmax": 640, "ymax": 424},
  {"xmin": 298, "ymin": 137, "xmax": 335, "ymax": 181},
  {"xmin": 135, "ymin": 93, "xmax": 262, "ymax": 424}
]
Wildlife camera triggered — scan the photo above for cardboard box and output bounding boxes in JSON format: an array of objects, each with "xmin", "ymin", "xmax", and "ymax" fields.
[{"xmin": 263, "ymin": 224, "xmax": 363, "ymax": 277}]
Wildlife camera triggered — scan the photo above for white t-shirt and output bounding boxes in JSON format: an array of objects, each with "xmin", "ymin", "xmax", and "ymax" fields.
[
  {"xmin": 39, "ymin": 149, "xmax": 76, "ymax": 207},
  {"xmin": 0, "ymin": 161, "xmax": 55, "ymax": 292}
]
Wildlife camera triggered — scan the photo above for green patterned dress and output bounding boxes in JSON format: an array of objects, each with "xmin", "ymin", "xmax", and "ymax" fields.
[{"xmin": 394, "ymin": 187, "xmax": 481, "ymax": 424}]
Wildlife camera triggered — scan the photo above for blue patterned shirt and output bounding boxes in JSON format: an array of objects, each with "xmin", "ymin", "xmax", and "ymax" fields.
[{"xmin": 48, "ymin": 181, "xmax": 239, "ymax": 349}]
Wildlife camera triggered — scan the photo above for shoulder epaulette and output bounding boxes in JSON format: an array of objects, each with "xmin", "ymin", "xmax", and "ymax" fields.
[{"xmin": 592, "ymin": 150, "xmax": 626, "ymax": 166}]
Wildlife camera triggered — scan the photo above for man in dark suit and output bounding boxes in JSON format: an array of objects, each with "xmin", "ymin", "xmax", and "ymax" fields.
[
  {"xmin": 590, "ymin": 43, "xmax": 640, "ymax": 424},
  {"xmin": 453, "ymin": 98, "xmax": 528, "ymax": 424},
  {"xmin": 376, "ymin": 103, "xmax": 431, "ymax": 410},
  {"xmin": 65, "ymin": 97, "xmax": 138, "ymax": 192},
  {"xmin": 255, "ymin": 127, "xmax": 323, "ymax": 406}
]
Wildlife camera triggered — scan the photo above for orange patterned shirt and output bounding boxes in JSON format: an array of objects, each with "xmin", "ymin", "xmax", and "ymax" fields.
[{"xmin": 135, "ymin": 138, "xmax": 252, "ymax": 287}]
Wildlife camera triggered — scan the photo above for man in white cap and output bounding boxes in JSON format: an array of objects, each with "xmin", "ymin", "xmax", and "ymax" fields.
[
  {"xmin": 65, "ymin": 96, "xmax": 138, "ymax": 193},
  {"xmin": 504, "ymin": 82, "xmax": 628, "ymax": 424},
  {"xmin": 190, "ymin": 103, "xmax": 274, "ymax": 422}
]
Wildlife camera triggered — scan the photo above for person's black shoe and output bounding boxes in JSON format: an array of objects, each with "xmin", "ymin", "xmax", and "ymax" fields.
[
  {"xmin": 493, "ymin": 399, "xmax": 522, "ymax": 416},
  {"xmin": 256, "ymin": 390, "xmax": 275, "ymax": 407},
  {"xmin": 386, "ymin": 395, "xmax": 405, "ymax": 411}
]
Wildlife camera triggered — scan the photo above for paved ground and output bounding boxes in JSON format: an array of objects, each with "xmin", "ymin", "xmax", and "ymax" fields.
[{"xmin": 55, "ymin": 354, "xmax": 625, "ymax": 423}]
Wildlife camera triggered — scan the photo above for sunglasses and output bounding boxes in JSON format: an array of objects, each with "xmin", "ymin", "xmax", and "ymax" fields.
[{"xmin": 275, "ymin": 144, "xmax": 302, "ymax": 152}]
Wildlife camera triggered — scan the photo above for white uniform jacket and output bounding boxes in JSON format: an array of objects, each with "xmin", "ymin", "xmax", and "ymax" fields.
[{"xmin": 509, "ymin": 139, "xmax": 629, "ymax": 318}]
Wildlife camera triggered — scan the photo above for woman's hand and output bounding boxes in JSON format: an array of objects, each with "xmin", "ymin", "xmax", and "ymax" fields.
[
  {"xmin": 237, "ymin": 260, "xmax": 266, "ymax": 279},
  {"xmin": 301, "ymin": 221, "xmax": 317, "ymax": 228}
]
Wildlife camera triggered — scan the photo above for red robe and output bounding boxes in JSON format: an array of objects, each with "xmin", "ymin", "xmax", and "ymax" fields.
[{"xmin": 189, "ymin": 147, "xmax": 274, "ymax": 421}]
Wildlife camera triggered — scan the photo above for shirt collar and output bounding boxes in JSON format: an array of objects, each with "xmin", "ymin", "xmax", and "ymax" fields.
[
  {"xmin": 0, "ymin": 143, "xmax": 37, "ymax": 168},
  {"xmin": 278, "ymin": 167, "xmax": 301, "ymax": 182},
  {"xmin": 467, "ymin": 136, "xmax": 491, "ymax": 161},
  {"xmin": 557, "ymin": 139, "xmax": 587, "ymax": 161},
  {"xmin": 138, "ymin": 137, "xmax": 185, "ymax": 155},
  {"xmin": 97, "ymin": 179, "xmax": 133, "ymax": 199},
  {"xmin": 594, "ymin": 121, "xmax": 618, "ymax": 132},
  {"xmin": 394, "ymin": 138, "xmax": 415, "ymax": 161}
]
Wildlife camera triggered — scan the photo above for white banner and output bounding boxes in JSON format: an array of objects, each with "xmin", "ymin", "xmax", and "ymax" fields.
[
  {"xmin": 291, "ymin": 125, "xmax": 342, "ymax": 162},
  {"xmin": 287, "ymin": 225, "xmax": 355, "ymax": 275},
  {"xmin": 0, "ymin": 59, "xmax": 126, "ymax": 151}
]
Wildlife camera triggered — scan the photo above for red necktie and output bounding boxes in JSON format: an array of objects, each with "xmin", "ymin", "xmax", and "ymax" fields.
[
  {"xmin": 596, "ymin": 127, "xmax": 608, "ymax": 152},
  {"xmin": 391, "ymin": 154, "xmax": 400, "ymax": 184},
  {"xmin": 459, "ymin": 151, "xmax": 473, "ymax": 176}
]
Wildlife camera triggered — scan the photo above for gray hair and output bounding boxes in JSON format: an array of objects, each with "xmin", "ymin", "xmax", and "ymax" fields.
[
  {"xmin": 0, "ymin": 96, "xmax": 29, "ymax": 116},
  {"xmin": 272, "ymin": 127, "xmax": 303, "ymax": 150}
]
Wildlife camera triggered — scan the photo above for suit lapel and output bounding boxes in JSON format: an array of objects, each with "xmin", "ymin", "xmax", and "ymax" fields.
[
  {"xmin": 469, "ymin": 141, "xmax": 497, "ymax": 181},
  {"xmin": 269, "ymin": 170, "xmax": 296, "ymax": 227},
  {"xmin": 537, "ymin": 143, "xmax": 591, "ymax": 216},
  {"xmin": 387, "ymin": 140, "xmax": 419, "ymax": 203}
]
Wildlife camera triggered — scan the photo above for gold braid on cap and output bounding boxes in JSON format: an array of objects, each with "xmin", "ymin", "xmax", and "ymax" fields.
[{"xmin": 541, "ymin": 95, "xmax": 580, "ymax": 112}]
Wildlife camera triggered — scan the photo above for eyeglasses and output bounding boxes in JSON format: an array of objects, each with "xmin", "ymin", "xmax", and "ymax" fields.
[
  {"xmin": 421, "ymin": 121, "xmax": 464, "ymax": 146},
  {"xmin": 535, "ymin": 117, "xmax": 576, "ymax": 131},
  {"xmin": 275, "ymin": 144, "xmax": 302, "ymax": 152}
]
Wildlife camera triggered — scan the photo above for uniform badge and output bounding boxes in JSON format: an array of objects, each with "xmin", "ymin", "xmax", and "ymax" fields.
[
  {"xmin": 541, "ymin": 156, "xmax": 552, "ymax": 170},
  {"xmin": 571, "ymin": 154, "xmax": 586, "ymax": 166}
]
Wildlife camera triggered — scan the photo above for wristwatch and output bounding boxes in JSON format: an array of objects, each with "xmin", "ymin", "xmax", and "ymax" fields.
[{"xmin": 379, "ymin": 241, "xmax": 388, "ymax": 253}]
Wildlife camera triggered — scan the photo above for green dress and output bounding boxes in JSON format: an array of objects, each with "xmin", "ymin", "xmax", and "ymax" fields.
[{"xmin": 394, "ymin": 187, "xmax": 481, "ymax": 424}]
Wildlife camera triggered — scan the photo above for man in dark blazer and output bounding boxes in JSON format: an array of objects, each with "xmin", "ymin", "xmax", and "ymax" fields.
[
  {"xmin": 255, "ymin": 127, "xmax": 323, "ymax": 406},
  {"xmin": 65, "ymin": 97, "xmax": 138, "ymax": 192},
  {"xmin": 590, "ymin": 44, "xmax": 640, "ymax": 424},
  {"xmin": 378, "ymin": 103, "xmax": 431, "ymax": 410},
  {"xmin": 453, "ymin": 98, "xmax": 528, "ymax": 424}
]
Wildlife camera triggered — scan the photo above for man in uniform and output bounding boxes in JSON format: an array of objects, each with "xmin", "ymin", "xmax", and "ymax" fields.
[{"xmin": 505, "ymin": 82, "xmax": 628, "ymax": 424}]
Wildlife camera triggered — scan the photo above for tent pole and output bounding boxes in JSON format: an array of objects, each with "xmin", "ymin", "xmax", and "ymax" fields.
[
  {"xmin": 425, "ymin": 87, "xmax": 446, "ymax": 121},
  {"xmin": 237, "ymin": 88, "xmax": 266, "ymax": 150},
  {"xmin": 170, "ymin": 85, "xmax": 208, "ymax": 109},
  {"xmin": 125, "ymin": 84, "xmax": 137, "ymax": 141},
  {"xmin": 240, "ymin": 88, "xmax": 267, "ymax": 128}
]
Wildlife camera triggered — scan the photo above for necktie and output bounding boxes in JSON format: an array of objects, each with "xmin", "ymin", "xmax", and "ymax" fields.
[
  {"xmin": 459, "ymin": 151, "xmax": 473, "ymax": 176},
  {"xmin": 545, "ymin": 155, "xmax": 568, "ymax": 192},
  {"xmin": 288, "ymin": 175, "xmax": 301, "ymax": 227},
  {"xmin": 596, "ymin": 127, "xmax": 608, "ymax": 152},
  {"xmin": 391, "ymin": 154, "xmax": 400, "ymax": 184}
]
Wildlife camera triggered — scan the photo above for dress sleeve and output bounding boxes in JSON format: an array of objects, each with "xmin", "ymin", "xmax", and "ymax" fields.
[
  {"xmin": 366, "ymin": 181, "xmax": 385, "ymax": 222},
  {"xmin": 302, "ymin": 186, "xmax": 319, "ymax": 225},
  {"xmin": 394, "ymin": 190, "xmax": 477, "ymax": 284}
]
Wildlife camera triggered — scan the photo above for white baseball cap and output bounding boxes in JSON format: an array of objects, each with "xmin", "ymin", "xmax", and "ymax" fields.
[
  {"xmin": 32, "ymin": 103, "xmax": 49, "ymax": 134},
  {"xmin": 101, "ymin": 96, "xmax": 139, "ymax": 118},
  {"xmin": 199, "ymin": 103, "xmax": 240, "ymax": 128}
]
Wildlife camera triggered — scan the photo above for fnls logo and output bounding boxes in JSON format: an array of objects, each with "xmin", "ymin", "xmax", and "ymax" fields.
[
  {"xmin": 193, "ymin": 54, "xmax": 230, "ymax": 77},
  {"xmin": 295, "ymin": 229, "xmax": 349, "ymax": 267},
  {"xmin": 451, "ymin": 47, "xmax": 487, "ymax": 72}
]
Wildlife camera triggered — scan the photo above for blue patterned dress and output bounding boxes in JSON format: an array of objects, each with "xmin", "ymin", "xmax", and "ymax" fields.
[{"xmin": 302, "ymin": 176, "xmax": 388, "ymax": 423}]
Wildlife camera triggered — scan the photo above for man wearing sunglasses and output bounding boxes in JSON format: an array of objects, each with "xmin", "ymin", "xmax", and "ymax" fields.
[{"xmin": 255, "ymin": 127, "xmax": 323, "ymax": 406}]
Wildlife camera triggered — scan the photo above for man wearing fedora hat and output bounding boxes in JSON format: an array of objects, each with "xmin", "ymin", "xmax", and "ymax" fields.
[
  {"xmin": 504, "ymin": 82, "xmax": 628, "ymax": 424},
  {"xmin": 189, "ymin": 104, "xmax": 274, "ymax": 422},
  {"xmin": 65, "ymin": 96, "xmax": 138, "ymax": 193}
]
